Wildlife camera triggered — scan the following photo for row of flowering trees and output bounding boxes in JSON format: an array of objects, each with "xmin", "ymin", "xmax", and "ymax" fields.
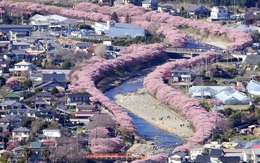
[
  {"xmin": 68, "ymin": 43, "xmax": 165, "ymax": 133},
  {"xmin": 0, "ymin": 1, "xmax": 253, "ymax": 50},
  {"xmin": 68, "ymin": 43, "xmax": 165, "ymax": 155},
  {"xmin": 143, "ymin": 51, "xmax": 225, "ymax": 152}
]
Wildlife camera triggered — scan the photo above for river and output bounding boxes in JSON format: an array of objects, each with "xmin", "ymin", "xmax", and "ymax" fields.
[{"xmin": 104, "ymin": 76, "xmax": 184, "ymax": 154}]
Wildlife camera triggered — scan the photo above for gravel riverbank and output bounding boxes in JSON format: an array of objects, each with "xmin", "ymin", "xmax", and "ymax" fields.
[{"xmin": 115, "ymin": 88, "xmax": 194, "ymax": 139}]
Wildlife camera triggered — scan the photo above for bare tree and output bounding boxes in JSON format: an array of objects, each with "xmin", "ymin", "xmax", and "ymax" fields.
[
  {"xmin": 94, "ymin": 44, "xmax": 106, "ymax": 58},
  {"xmin": 49, "ymin": 143, "xmax": 85, "ymax": 163},
  {"xmin": 88, "ymin": 113, "xmax": 117, "ymax": 130}
]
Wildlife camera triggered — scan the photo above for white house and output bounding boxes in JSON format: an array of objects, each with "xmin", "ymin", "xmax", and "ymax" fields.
[
  {"xmin": 12, "ymin": 127, "xmax": 30, "ymax": 141},
  {"xmin": 43, "ymin": 128, "xmax": 61, "ymax": 140},
  {"xmin": 247, "ymin": 80, "xmax": 260, "ymax": 96},
  {"xmin": 210, "ymin": 6, "xmax": 229, "ymax": 20},
  {"xmin": 92, "ymin": 20, "xmax": 145, "ymax": 38},
  {"xmin": 168, "ymin": 151, "xmax": 186, "ymax": 163},
  {"xmin": 14, "ymin": 60, "xmax": 33, "ymax": 73},
  {"xmin": 190, "ymin": 148, "xmax": 205, "ymax": 161}
]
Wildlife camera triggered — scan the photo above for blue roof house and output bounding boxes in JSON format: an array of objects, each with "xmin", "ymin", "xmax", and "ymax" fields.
[{"xmin": 247, "ymin": 80, "xmax": 260, "ymax": 97}]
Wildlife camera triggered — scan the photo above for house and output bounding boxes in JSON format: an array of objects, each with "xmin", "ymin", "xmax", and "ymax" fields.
[
  {"xmin": 171, "ymin": 67, "xmax": 193, "ymax": 82},
  {"xmin": 141, "ymin": 0, "xmax": 158, "ymax": 10},
  {"xmin": 236, "ymin": 77, "xmax": 252, "ymax": 87},
  {"xmin": 35, "ymin": 108, "xmax": 56, "ymax": 121},
  {"xmin": 158, "ymin": 5, "xmax": 176, "ymax": 14},
  {"xmin": 12, "ymin": 127, "xmax": 30, "ymax": 141},
  {"xmin": 74, "ymin": 42, "xmax": 93, "ymax": 51},
  {"xmin": 223, "ymin": 148, "xmax": 244, "ymax": 160},
  {"xmin": 195, "ymin": 153, "xmax": 211, "ymax": 163},
  {"xmin": 0, "ymin": 115, "xmax": 21, "ymax": 129},
  {"xmin": 33, "ymin": 72, "xmax": 67, "ymax": 92},
  {"xmin": 210, "ymin": 6, "xmax": 229, "ymax": 20},
  {"xmin": 12, "ymin": 146, "xmax": 24, "ymax": 162},
  {"xmin": 43, "ymin": 128, "xmax": 61, "ymax": 140},
  {"xmin": 11, "ymin": 42, "xmax": 30, "ymax": 50},
  {"xmin": 75, "ymin": 104, "xmax": 99, "ymax": 119},
  {"xmin": 67, "ymin": 92, "xmax": 91, "ymax": 103},
  {"xmin": 36, "ymin": 92, "xmax": 52, "ymax": 105},
  {"xmin": 88, "ymin": 45, "xmax": 97, "ymax": 55},
  {"xmin": 30, "ymin": 71, "xmax": 42, "ymax": 81},
  {"xmin": 190, "ymin": 148, "xmax": 205, "ymax": 161},
  {"xmin": 168, "ymin": 151, "xmax": 186, "ymax": 163},
  {"xmin": 186, "ymin": 5, "xmax": 210, "ymax": 18},
  {"xmin": 244, "ymin": 54, "xmax": 260, "ymax": 65},
  {"xmin": 211, "ymin": 105, "xmax": 224, "ymax": 112},
  {"xmin": 209, "ymin": 149, "xmax": 224, "ymax": 162},
  {"xmin": 0, "ymin": 100, "xmax": 19, "ymax": 110},
  {"xmin": 91, "ymin": 20, "xmax": 145, "ymax": 38},
  {"xmin": 219, "ymin": 156, "xmax": 241, "ymax": 163},
  {"xmin": 14, "ymin": 60, "xmax": 33, "ymax": 74},
  {"xmin": 247, "ymin": 80, "xmax": 260, "ymax": 96},
  {"xmin": 123, "ymin": 0, "xmax": 142, "ymax": 5},
  {"xmin": 0, "ymin": 25, "xmax": 32, "ymax": 36}
]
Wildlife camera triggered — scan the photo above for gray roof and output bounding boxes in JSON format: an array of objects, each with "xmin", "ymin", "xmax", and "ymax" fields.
[
  {"xmin": 244, "ymin": 55, "xmax": 260, "ymax": 65},
  {"xmin": 210, "ymin": 149, "xmax": 223, "ymax": 157},
  {"xmin": 36, "ymin": 92, "xmax": 51, "ymax": 97},
  {"xmin": 219, "ymin": 156, "xmax": 241, "ymax": 163},
  {"xmin": 186, "ymin": 5, "xmax": 209, "ymax": 12},
  {"xmin": 0, "ymin": 25, "xmax": 32, "ymax": 29},
  {"xmin": 215, "ymin": 6, "xmax": 227, "ymax": 11},
  {"xmin": 0, "ymin": 100, "xmax": 17, "ymax": 106},
  {"xmin": 12, "ymin": 127, "xmax": 30, "ymax": 132},
  {"xmin": 5, "ymin": 115, "xmax": 20, "ymax": 121},
  {"xmin": 67, "ymin": 93, "xmax": 91, "ymax": 98},
  {"xmin": 42, "ymin": 72, "xmax": 66, "ymax": 83},
  {"xmin": 195, "ymin": 154, "xmax": 210, "ymax": 163},
  {"xmin": 75, "ymin": 42, "xmax": 93, "ymax": 48}
]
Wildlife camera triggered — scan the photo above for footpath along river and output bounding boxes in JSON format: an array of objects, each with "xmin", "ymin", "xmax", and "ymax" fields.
[{"xmin": 104, "ymin": 76, "xmax": 184, "ymax": 155}]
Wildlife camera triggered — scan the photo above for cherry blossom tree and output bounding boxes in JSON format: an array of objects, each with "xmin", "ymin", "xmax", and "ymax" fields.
[{"xmin": 6, "ymin": 76, "xmax": 20, "ymax": 88}]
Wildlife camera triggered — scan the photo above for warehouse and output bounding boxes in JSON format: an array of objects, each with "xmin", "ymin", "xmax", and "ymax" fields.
[{"xmin": 92, "ymin": 20, "xmax": 145, "ymax": 38}]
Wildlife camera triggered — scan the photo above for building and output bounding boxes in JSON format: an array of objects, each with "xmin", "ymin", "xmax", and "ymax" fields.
[
  {"xmin": 210, "ymin": 6, "xmax": 229, "ymax": 20},
  {"xmin": 67, "ymin": 93, "xmax": 91, "ymax": 103},
  {"xmin": 247, "ymin": 80, "xmax": 260, "ymax": 96},
  {"xmin": 189, "ymin": 86, "xmax": 251, "ymax": 104},
  {"xmin": 43, "ymin": 128, "xmax": 61, "ymax": 140},
  {"xmin": 186, "ymin": 5, "xmax": 210, "ymax": 18},
  {"xmin": 14, "ymin": 60, "xmax": 33, "ymax": 73},
  {"xmin": 141, "ymin": 0, "xmax": 158, "ymax": 10},
  {"xmin": 12, "ymin": 127, "xmax": 30, "ymax": 141},
  {"xmin": 74, "ymin": 42, "xmax": 93, "ymax": 51},
  {"xmin": 0, "ymin": 25, "xmax": 32, "ymax": 36},
  {"xmin": 92, "ymin": 20, "xmax": 145, "ymax": 38}
]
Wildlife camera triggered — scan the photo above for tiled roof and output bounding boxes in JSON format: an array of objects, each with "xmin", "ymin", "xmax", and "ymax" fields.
[
  {"xmin": 245, "ymin": 55, "xmax": 260, "ymax": 65},
  {"xmin": 12, "ymin": 127, "xmax": 30, "ymax": 132},
  {"xmin": 42, "ymin": 72, "xmax": 66, "ymax": 83}
]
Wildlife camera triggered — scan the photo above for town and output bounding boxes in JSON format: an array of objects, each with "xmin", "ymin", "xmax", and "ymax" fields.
[{"xmin": 0, "ymin": 0, "xmax": 258, "ymax": 163}]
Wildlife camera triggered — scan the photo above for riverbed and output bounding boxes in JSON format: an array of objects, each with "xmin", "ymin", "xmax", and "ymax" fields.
[{"xmin": 104, "ymin": 76, "xmax": 185, "ymax": 155}]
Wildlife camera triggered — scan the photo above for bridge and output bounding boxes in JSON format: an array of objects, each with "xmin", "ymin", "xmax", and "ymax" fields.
[
  {"xmin": 164, "ymin": 47, "xmax": 216, "ymax": 58},
  {"xmin": 83, "ymin": 153, "xmax": 147, "ymax": 161}
]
